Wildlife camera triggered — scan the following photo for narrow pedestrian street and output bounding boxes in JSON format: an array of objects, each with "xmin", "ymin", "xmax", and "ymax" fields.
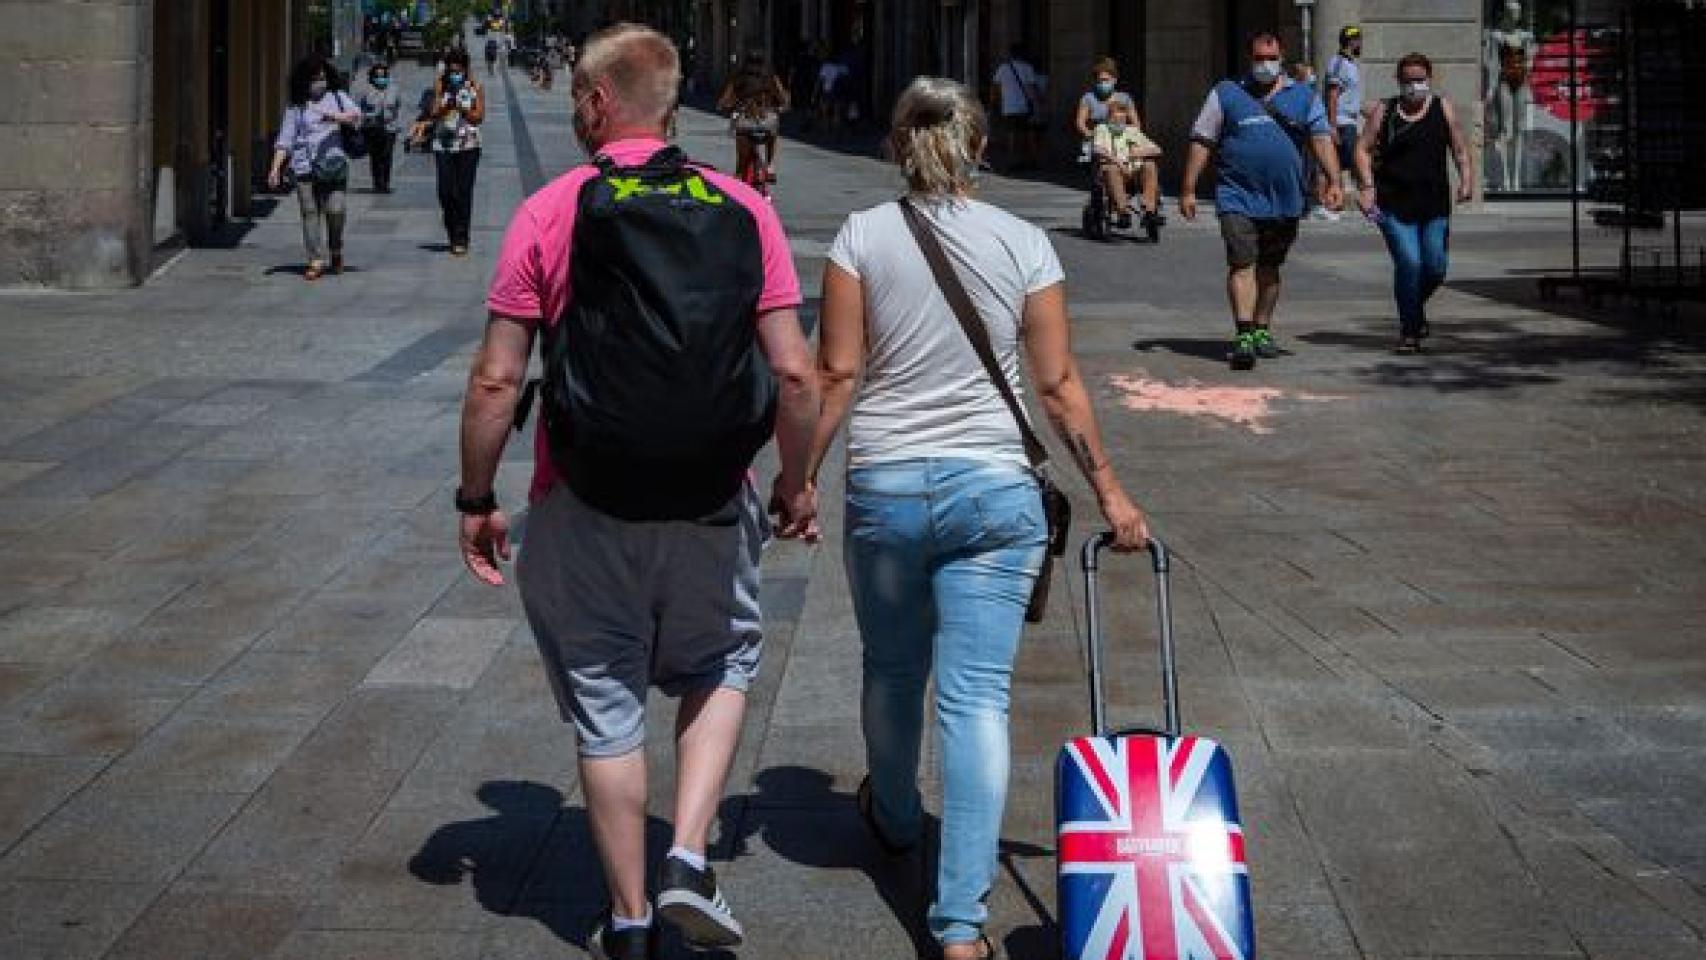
[{"xmin": 1, "ymin": 52, "xmax": 1703, "ymax": 960}]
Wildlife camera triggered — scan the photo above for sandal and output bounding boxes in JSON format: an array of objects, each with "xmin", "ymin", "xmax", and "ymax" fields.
[
  {"xmin": 1395, "ymin": 337, "xmax": 1420, "ymax": 355},
  {"xmin": 856, "ymin": 775, "xmax": 915, "ymax": 856},
  {"xmin": 304, "ymin": 261, "xmax": 325, "ymax": 281}
]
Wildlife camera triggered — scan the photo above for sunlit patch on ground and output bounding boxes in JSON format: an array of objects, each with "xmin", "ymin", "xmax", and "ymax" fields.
[{"xmin": 1107, "ymin": 372, "xmax": 1345, "ymax": 434}]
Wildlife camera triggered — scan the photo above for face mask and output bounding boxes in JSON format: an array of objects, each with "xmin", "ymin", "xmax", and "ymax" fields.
[
  {"xmin": 447, "ymin": 72, "xmax": 463, "ymax": 85},
  {"xmin": 1250, "ymin": 60, "xmax": 1283, "ymax": 84},
  {"xmin": 1403, "ymin": 81, "xmax": 1430, "ymax": 100},
  {"xmin": 373, "ymin": 76, "xmax": 389, "ymax": 88},
  {"xmin": 309, "ymin": 80, "xmax": 328, "ymax": 98},
  {"xmin": 1107, "ymin": 121, "xmax": 1126, "ymax": 136},
  {"xmin": 1094, "ymin": 81, "xmax": 1115, "ymax": 99}
]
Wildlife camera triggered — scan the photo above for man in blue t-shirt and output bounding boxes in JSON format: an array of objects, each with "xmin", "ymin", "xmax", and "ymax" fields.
[{"xmin": 1180, "ymin": 33, "xmax": 1343, "ymax": 370}]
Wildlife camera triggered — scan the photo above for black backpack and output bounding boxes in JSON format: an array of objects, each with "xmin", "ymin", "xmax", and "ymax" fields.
[{"xmin": 536, "ymin": 147, "xmax": 775, "ymax": 521}]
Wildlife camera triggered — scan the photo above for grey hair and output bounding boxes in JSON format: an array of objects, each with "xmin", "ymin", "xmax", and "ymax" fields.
[
  {"xmin": 574, "ymin": 23, "xmax": 681, "ymax": 127},
  {"xmin": 887, "ymin": 77, "xmax": 987, "ymax": 196}
]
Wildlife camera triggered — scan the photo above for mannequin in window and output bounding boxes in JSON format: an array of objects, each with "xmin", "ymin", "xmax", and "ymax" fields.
[{"xmin": 1485, "ymin": 0, "xmax": 1533, "ymax": 191}]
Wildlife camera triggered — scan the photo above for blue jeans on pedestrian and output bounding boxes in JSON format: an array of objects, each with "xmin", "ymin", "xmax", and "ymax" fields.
[
  {"xmin": 843, "ymin": 458, "xmax": 1047, "ymax": 947},
  {"xmin": 1378, "ymin": 213, "xmax": 1450, "ymax": 338}
]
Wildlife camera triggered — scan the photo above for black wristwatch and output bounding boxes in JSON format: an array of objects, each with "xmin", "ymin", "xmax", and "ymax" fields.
[{"xmin": 454, "ymin": 488, "xmax": 499, "ymax": 516}]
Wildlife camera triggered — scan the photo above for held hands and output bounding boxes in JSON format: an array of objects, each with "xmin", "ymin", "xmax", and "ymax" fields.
[
  {"xmin": 1322, "ymin": 183, "xmax": 1345, "ymax": 212},
  {"xmin": 460, "ymin": 509, "xmax": 512, "ymax": 586},
  {"xmin": 769, "ymin": 474, "xmax": 820, "ymax": 544}
]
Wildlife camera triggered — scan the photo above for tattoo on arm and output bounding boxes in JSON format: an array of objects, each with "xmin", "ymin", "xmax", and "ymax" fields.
[{"xmin": 1069, "ymin": 431, "xmax": 1106, "ymax": 476}]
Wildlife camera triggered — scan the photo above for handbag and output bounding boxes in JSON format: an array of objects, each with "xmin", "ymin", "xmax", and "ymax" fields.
[
  {"xmin": 898, "ymin": 198, "xmax": 1071, "ymax": 623},
  {"xmin": 337, "ymin": 93, "xmax": 369, "ymax": 160}
]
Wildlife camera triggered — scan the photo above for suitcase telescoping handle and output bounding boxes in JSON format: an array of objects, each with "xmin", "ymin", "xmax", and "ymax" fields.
[{"xmin": 1080, "ymin": 532, "xmax": 1178, "ymax": 739}]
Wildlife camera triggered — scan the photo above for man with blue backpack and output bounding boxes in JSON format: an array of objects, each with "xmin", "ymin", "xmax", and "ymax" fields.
[
  {"xmin": 452, "ymin": 23, "xmax": 820, "ymax": 960},
  {"xmin": 1179, "ymin": 32, "xmax": 1344, "ymax": 370}
]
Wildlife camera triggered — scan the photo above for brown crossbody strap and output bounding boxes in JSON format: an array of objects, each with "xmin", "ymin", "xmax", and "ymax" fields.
[{"xmin": 897, "ymin": 197, "xmax": 1049, "ymax": 468}]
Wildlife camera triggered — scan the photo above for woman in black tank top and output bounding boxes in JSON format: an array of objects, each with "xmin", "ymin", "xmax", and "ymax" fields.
[{"xmin": 1352, "ymin": 52, "xmax": 1473, "ymax": 353}]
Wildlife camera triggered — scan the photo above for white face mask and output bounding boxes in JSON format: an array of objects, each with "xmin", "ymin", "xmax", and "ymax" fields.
[
  {"xmin": 1250, "ymin": 60, "xmax": 1283, "ymax": 84},
  {"xmin": 1403, "ymin": 80, "xmax": 1431, "ymax": 100}
]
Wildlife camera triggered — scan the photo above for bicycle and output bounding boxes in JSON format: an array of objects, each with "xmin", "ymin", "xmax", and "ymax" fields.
[{"xmin": 735, "ymin": 123, "xmax": 776, "ymax": 200}]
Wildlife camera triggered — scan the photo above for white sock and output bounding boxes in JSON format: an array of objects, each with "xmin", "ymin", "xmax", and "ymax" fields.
[
  {"xmin": 667, "ymin": 845, "xmax": 707, "ymax": 871},
  {"xmin": 611, "ymin": 908, "xmax": 652, "ymax": 931}
]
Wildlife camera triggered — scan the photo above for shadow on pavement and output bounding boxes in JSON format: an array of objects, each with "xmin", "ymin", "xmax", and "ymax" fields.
[
  {"xmin": 1131, "ymin": 337, "xmax": 1232, "ymax": 363},
  {"xmin": 716, "ymin": 766, "xmax": 935, "ymax": 957},
  {"xmin": 410, "ymin": 780, "xmax": 672, "ymax": 951},
  {"xmin": 1298, "ymin": 313, "xmax": 1706, "ymax": 403},
  {"xmin": 1450, "ymin": 274, "xmax": 1706, "ymax": 327},
  {"xmin": 717, "ymin": 766, "xmax": 1062, "ymax": 959}
]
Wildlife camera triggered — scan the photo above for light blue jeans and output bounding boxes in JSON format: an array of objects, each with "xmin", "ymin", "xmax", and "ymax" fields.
[
  {"xmin": 1378, "ymin": 213, "xmax": 1451, "ymax": 337},
  {"xmin": 843, "ymin": 458, "xmax": 1047, "ymax": 946}
]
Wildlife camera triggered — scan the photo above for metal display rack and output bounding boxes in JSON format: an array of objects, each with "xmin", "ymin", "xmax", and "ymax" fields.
[{"xmin": 1539, "ymin": 0, "xmax": 1706, "ymax": 312}]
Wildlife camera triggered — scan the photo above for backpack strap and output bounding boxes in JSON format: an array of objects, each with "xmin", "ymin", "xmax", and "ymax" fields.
[{"xmin": 592, "ymin": 145, "xmax": 690, "ymax": 177}]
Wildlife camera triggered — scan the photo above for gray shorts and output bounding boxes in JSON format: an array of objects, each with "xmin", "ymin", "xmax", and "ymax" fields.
[
  {"xmin": 516, "ymin": 482, "xmax": 769, "ymax": 758},
  {"xmin": 1219, "ymin": 214, "xmax": 1300, "ymax": 269}
]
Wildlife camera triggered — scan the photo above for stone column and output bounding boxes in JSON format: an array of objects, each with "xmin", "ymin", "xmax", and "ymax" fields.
[
  {"xmin": 1146, "ymin": 0, "xmax": 1216, "ymax": 190},
  {"xmin": 0, "ymin": 0, "xmax": 154, "ymax": 288}
]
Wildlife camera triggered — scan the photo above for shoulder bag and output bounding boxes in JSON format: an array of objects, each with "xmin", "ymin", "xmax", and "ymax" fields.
[{"xmin": 897, "ymin": 197, "xmax": 1070, "ymax": 623}]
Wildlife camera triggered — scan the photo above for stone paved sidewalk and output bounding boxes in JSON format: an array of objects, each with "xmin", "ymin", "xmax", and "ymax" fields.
[{"xmin": 1, "ymin": 41, "xmax": 1704, "ymax": 960}]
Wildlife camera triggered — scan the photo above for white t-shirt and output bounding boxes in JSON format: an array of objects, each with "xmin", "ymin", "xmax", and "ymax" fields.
[
  {"xmin": 992, "ymin": 59, "xmax": 1039, "ymax": 117},
  {"xmin": 826, "ymin": 198, "xmax": 1065, "ymax": 469}
]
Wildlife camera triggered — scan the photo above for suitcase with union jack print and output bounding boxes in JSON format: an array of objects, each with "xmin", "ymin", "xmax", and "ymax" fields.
[{"xmin": 1056, "ymin": 534, "xmax": 1255, "ymax": 960}]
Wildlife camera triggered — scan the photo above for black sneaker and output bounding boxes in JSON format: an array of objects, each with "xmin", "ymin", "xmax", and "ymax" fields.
[
  {"xmin": 1229, "ymin": 331, "xmax": 1258, "ymax": 371},
  {"xmin": 658, "ymin": 856, "xmax": 743, "ymax": 948},
  {"xmin": 588, "ymin": 914, "xmax": 655, "ymax": 960},
  {"xmin": 1252, "ymin": 328, "xmax": 1280, "ymax": 359}
]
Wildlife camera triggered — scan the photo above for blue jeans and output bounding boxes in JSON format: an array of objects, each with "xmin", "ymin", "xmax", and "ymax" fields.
[
  {"xmin": 1378, "ymin": 213, "xmax": 1450, "ymax": 337},
  {"xmin": 843, "ymin": 458, "xmax": 1047, "ymax": 946}
]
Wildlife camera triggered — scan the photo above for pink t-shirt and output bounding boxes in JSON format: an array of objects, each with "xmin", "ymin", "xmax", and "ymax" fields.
[{"xmin": 486, "ymin": 137, "xmax": 802, "ymax": 502}]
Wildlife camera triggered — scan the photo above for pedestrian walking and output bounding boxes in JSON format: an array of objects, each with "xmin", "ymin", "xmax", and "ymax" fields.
[
  {"xmin": 422, "ymin": 48, "xmax": 484, "ymax": 255},
  {"xmin": 816, "ymin": 51, "xmax": 849, "ymax": 135},
  {"xmin": 989, "ymin": 43, "xmax": 1043, "ymax": 170},
  {"xmin": 267, "ymin": 53, "xmax": 362, "ymax": 280},
  {"xmin": 1322, "ymin": 26, "xmax": 1366, "ymax": 221},
  {"xmin": 484, "ymin": 35, "xmax": 500, "ymax": 74},
  {"xmin": 1179, "ymin": 33, "xmax": 1343, "ymax": 370},
  {"xmin": 358, "ymin": 61, "xmax": 403, "ymax": 193},
  {"xmin": 807, "ymin": 76, "xmax": 1149, "ymax": 960},
  {"xmin": 1354, "ymin": 52, "xmax": 1474, "ymax": 354},
  {"xmin": 454, "ymin": 23, "xmax": 819, "ymax": 960}
]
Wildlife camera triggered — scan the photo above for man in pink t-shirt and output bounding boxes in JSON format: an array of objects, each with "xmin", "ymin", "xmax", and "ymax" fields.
[{"xmin": 451, "ymin": 24, "xmax": 820, "ymax": 958}]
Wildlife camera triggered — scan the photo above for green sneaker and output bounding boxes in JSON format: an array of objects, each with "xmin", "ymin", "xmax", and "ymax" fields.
[
  {"xmin": 1229, "ymin": 331, "xmax": 1257, "ymax": 370},
  {"xmin": 1252, "ymin": 328, "xmax": 1280, "ymax": 359}
]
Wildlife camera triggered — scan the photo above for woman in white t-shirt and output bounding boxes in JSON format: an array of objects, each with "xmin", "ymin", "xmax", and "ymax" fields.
[{"xmin": 805, "ymin": 76, "xmax": 1148, "ymax": 960}]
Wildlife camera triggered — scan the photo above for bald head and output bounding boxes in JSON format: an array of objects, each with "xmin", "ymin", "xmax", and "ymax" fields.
[{"xmin": 573, "ymin": 23, "xmax": 680, "ymax": 134}]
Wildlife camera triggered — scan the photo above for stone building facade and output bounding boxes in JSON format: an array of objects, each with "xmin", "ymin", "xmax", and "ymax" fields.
[{"xmin": 3, "ymin": 0, "xmax": 307, "ymax": 289}]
